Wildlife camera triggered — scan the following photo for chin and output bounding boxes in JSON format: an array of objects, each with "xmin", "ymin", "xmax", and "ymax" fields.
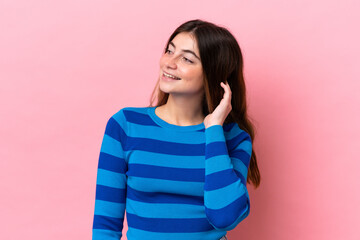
[{"xmin": 158, "ymin": 83, "xmax": 170, "ymax": 93}]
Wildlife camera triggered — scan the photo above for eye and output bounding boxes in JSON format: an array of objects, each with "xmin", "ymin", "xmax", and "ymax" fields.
[
  {"xmin": 182, "ymin": 57, "xmax": 193, "ymax": 63},
  {"xmin": 165, "ymin": 49, "xmax": 173, "ymax": 54}
]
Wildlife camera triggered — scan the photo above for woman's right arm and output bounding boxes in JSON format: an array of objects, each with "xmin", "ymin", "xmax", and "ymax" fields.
[{"xmin": 92, "ymin": 109, "xmax": 128, "ymax": 240}]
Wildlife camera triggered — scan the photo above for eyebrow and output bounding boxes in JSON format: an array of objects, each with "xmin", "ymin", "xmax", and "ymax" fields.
[{"xmin": 168, "ymin": 42, "xmax": 200, "ymax": 60}]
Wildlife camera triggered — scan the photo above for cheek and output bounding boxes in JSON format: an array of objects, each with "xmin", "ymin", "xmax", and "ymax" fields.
[
  {"xmin": 189, "ymin": 68, "xmax": 204, "ymax": 82},
  {"xmin": 186, "ymin": 73, "xmax": 204, "ymax": 89},
  {"xmin": 182, "ymin": 67, "xmax": 201, "ymax": 78}
]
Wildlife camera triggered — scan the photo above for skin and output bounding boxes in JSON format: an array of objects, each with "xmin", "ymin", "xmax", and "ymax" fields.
[
  {"xmin": 203, "ymin": 81, "xmax": 232, "ymax": 128},
  {"xmin": 157, "ymin": 32, "xmax": 232, "ymax": 128}
]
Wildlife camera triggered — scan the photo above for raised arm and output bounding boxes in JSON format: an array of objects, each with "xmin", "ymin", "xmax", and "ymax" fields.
[
  {"xmin": 204, "ymin": 123, "xmax": 252, "ymax": 231},
  {"xmin": 92, "ymin": 110, "xmax": 128, "ymax": 240}
]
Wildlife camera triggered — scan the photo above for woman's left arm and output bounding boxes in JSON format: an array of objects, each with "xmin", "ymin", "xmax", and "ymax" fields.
[
  {"xmin": 203, "ymin": 81, "xmax": 252, "ymax": 230},
  {"xmin": 204, "ymin": 124, "xmax": 252, "ymax": 231}
]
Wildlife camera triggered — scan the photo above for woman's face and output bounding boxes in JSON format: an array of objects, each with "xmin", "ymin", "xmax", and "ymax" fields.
[{"xmin": 159, "ymin": 32, "xmax": 204, "ymax": 97}]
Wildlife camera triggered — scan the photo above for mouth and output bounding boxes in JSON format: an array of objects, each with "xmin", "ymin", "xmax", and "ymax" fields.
[{"xmin": 163, "ymin": 71, "xmax": 181, "ymax": 80}]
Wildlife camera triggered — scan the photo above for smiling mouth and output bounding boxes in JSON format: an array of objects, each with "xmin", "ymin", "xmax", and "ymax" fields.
[{"xmin": 163, "ymin": 72, "xmax": 181, "ymax": 80}]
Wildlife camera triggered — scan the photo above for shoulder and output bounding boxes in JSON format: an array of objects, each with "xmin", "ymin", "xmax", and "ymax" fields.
[
  {"xmin": 110, "ymin": 106, "xmax": 150, "ymax": 122},
  {"xmin": 224, "ymin": 122, "xmax": 252, "ymax": 150},
  {"xmin": 108, "ymin": 106, "xmax": 153, "ymax": 129}
]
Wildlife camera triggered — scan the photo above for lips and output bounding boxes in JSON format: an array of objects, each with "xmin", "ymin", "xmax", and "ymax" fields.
[{"xmin": 163, "ymin": 71, "xmax": 181, "ymax": 80}]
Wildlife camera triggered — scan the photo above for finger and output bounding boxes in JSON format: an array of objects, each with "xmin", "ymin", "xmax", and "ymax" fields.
[
  {"xmin": 220, "ymin": 82, "xmax": 227, "ymax": 95},
  {"xmin": 220, "ymin": 82, "xmax": 227, "ymax": 97},
  {"xmin": 221, "ymin": 81, "xmax": 231, "ymax": 100},
  {"xmin": 224, "ymin": 81, "xmax": 232, "ymax": 96}
]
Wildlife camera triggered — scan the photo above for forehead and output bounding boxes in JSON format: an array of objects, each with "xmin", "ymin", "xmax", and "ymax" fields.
[{"xmin": 169, "ymin": 32, "xmax": 200, "ymax": 55}]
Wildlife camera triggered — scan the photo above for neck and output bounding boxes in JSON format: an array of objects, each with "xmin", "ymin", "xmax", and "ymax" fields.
[{"xmin": 159, "ymin": 94, "xmax": 205, "ymax": 126}]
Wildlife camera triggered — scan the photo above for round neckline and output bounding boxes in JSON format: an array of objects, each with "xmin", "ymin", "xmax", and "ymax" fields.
[{"xmin": 148, "ymin": 106, "xmax": 205, "ymax": 131}]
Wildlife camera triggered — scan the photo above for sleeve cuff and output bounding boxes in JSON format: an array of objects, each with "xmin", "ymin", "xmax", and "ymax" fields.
[{"xmin": 205, "ymin": 124, "xmax": 225, "ymax": 144}]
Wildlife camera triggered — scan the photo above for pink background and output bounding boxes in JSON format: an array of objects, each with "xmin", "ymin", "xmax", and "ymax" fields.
[{"xmin": 1, "ymin": 0, "xmax": 359, "ymax": 239}]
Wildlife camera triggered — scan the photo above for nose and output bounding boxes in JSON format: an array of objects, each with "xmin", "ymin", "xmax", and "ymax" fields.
[{"xmin": 165, "ymin": 55, "xmax": 177, "ymax": 69}]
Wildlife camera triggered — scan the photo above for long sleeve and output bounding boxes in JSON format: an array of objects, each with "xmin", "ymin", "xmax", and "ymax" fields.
[
  {"xmin": 92, "ymin": 110, "xmax": 128, "ymax": 240},
  {"xmin": 204, "ymin": 123, "xmax": 252, "ymax": 231}
]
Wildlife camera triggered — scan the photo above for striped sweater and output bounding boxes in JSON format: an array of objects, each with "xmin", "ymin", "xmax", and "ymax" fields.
[{"xmin": 92, "ymin": 106, "xmax": 252, "ymax": 240}]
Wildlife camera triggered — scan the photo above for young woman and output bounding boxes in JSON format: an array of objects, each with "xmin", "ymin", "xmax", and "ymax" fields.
[{"xmin": 92, "ymin": 19, "xmax": 261, "ymax": 240}]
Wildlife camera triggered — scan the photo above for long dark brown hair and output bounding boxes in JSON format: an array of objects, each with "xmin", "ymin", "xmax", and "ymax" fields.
[{"xmin": 148, "ymin": 19, "xmax": 260, "ymax": 188}]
